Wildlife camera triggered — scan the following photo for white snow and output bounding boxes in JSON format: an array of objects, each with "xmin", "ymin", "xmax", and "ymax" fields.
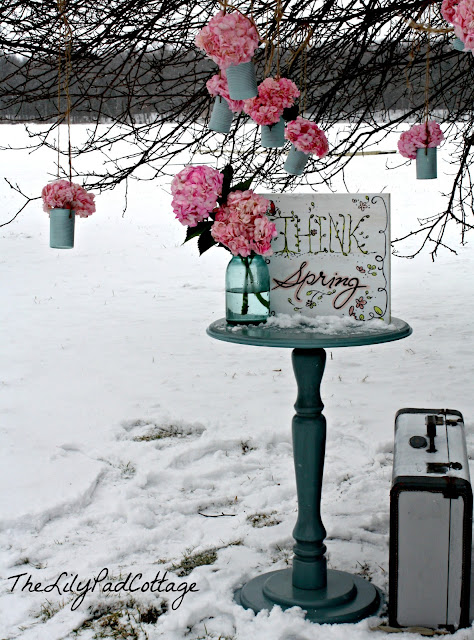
[
  {"xmin": 264, "ymin": 314, "xmax": 399, "ymax": 332},
  {"xmin": 0, "ymin": 123, "xmax": 473, "ymax": 639}
]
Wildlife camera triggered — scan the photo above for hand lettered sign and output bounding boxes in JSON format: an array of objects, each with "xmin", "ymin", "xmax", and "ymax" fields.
[{"xmin": 264, "ymin": 194, "xmax": 391, "ymax": 322}]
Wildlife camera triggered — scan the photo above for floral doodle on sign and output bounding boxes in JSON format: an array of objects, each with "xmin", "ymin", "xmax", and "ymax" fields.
[{"xmin": 352, "ymin": 196, "xmax": 371, "ymax": 212}]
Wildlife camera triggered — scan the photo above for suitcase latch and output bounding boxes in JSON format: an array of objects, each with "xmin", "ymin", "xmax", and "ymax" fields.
[
  {"xmin": 426, "ymin": 461, "xmax": 463, "ymax": 474},
  {"xmin": 425, "ymin": 415, "xmax": 438, "ymax": 453}
]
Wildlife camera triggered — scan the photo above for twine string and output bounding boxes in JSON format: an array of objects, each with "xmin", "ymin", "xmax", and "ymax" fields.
[
  {"xmin": 424, "ymin": 6, "xmax": 431, "ymax": 145},
  {"xmin": 275, "ymin": 0, "xmax": 282, "ymax": 79},
  {"xmin": 57, "ymin": 0, "xmax": 73, "ymax": 183},
  {"xmin": 425, "ymin": 6, "xmax": 431, "ymax": 155}
]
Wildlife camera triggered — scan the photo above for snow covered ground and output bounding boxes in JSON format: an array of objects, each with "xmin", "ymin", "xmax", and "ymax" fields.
[{"xmin": 1, "ymin": 124, "xmax": 473, "ymax": 640}]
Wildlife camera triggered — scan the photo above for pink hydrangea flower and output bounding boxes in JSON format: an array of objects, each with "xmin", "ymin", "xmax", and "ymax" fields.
[
  {"xmin": 441, "ymin": 0, "xmax": 460, "ymax": 23},
  {"xmin": 171, "ymin": 165, "xmax": 223, "ymax": 227},
  {"xmin": 243, "ymin": 77, "xmax": 300, "ymax": 126},
  {"xmin": 397, "ymin": 121, "xmax": 444, "ymax": 160},
  {"xmin": 206, "ymin": 72, "xmax": 244, "ymax": 113},
  {"xmin": 41, "ymin": 179, "xmax": 96, "ymax": 217},
  {"xmin": 258, "ymin": 77, "xmax": 300, "ymax": 110},
  {"xmin": 211, "ymin": 190, "xmax": 277, "ymax": 257},
  {"xmin": 451, "ymin": 0, "xmax": 474, "ymax": 51},
  {"xmin": 284, "ymin": 117, "xmax": 329, "ymax": 156},
  {"xmin": 195, "ymin": 11, "xmax": 259, "ymax": 70}
]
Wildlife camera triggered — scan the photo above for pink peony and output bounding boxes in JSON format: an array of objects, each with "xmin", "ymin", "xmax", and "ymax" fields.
[
  {"xmin": 284, "ymin": 117, "xmax": 329, "ymax": 156},
  {"xmin": 211, "ymin": 190, "xmax": 277, "ymax": 257},
  {"xmin": 206, "ymin": 72, "xmax": 244, "ymax": 113},
  {"xmin": 195, "ymin": 11, "xmax": 259, "ymax": 70},
  {"xmin": 397, "ymin": 121, "xmax": 444, "ymax": 160},
  {"xmin": 243, "ymin": 77, "xmax": 300, "ymax": 126},
  {"xmin": 171, "ymin": 165, "xmax": 223, "ymax": 227},
  {"xmin": 41, "ymin": 179, "xmax": 96, "ymax": 217}
]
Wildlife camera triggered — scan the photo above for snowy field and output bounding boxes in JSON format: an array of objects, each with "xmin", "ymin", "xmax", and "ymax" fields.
[{"xmin": 1, "ymin": 123, "xmax": 474, "ymax": 640}]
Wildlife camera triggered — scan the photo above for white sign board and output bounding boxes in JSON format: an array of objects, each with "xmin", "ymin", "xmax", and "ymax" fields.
[{"xmin": 265, "ymin": 194, "xmax": 391, "ymax": 322}]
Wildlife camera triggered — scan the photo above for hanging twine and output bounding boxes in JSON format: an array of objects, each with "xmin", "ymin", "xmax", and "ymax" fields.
[
  {"xmin": 285, "ymin": 23, "xmax": 313, "ymax": 115},
  {"xmin": 406, "ymin": 18, "xmax": 453, "ymax": 34},
  {"xmin": 424, "ymin": 7, "xmax": 431, "ymax": 128},
  {"xmin": 57, "ymin": 0, "xmax": 73, "ymax": 182},
  {"xmin": 300, "ymin": 35, "xmax": 308, "ymax": 115},
  {"xmin": 275, "ymin": 0, "xmax": 282, "ymax": 79},
  {"xmin": 262, "ymin": 0, "xmax": 284, "ymax": 78}
]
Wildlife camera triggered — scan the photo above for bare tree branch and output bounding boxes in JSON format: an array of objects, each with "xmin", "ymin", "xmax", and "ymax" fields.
[{"xmin": 0, "ymin": 1, "xmax": 472, "ymax": 257}]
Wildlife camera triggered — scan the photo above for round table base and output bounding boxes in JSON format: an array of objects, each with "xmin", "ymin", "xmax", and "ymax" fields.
[{"xmin": 235, "ymin": 568, "xmax": 382, "ymax": 624}]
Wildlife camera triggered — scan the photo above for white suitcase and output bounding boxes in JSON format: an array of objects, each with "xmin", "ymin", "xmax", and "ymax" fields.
[{"xmin": 389, "ymin": 408, "xmax": 472, "ymax": 632}]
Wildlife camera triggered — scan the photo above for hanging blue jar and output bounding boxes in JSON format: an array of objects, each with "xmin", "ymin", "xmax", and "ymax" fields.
[
  {"xmin": 284, "ymin": 145, "xmax": 310, "ymax": 175},
  {"xmin": 416, "ymin": 147, "xmax": 437, "ymax": 180},
  {"xmin": 226, "ymin": 61, "xmax": 258, "ymax": 100},
  {"xmin": 50, "ymin": 208, "xmax": 75, "ymax": 248},
  {"xmin": 261, "ymin": 117, "xmax": 285, "ymax": 149},
  {"xmin": 209, "ymin": 96, "xmax": 233, "ymax": 134},
  {"xmin": 226, "ymin": 254, "xmax": 270, "ymax": 325}
]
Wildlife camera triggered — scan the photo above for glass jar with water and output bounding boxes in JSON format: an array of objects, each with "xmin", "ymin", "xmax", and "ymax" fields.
[{"xmin": 225, "ymin": 254, "xmax": 270, "ymax": 325}]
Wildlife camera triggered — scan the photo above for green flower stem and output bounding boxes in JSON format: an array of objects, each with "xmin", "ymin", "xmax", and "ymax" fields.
[
  {"xmin": 240, "ymin": 254, "xmax": 270, "ymax": 315},
  {"xmin": 241, "ymin": 255, "xmax": 251, "ymax": 315}
]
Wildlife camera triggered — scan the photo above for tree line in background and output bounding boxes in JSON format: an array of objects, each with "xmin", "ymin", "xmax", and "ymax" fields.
[
  {"xmin": 0, "ymin": 0, "xmax": 473, "ymax": 257},
  {"xmin": 0, "ymin": 47, "xmax": 470, "ymax": 123}
]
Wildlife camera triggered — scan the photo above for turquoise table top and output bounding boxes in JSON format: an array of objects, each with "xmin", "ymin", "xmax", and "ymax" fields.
[{"xmin": 207, "ymin": 317, "xmax": 412, "ymax": 349}]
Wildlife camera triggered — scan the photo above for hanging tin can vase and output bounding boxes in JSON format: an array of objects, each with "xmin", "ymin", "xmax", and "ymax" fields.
[
  {"xmin": 209, "ymin": 96, "xmax": 233, "ymax": 134},
  {"xmin": 416, "ymin": 147, "xmax": 437, "ymax": 180},
  {"xmin": 50, "ymin": 208, "xmax": 75, "ymax": 249},
  {"xmin": 226, "ymin": 61, "xmax": 258, "ymax": 100},
  {"xmin": 452, "ymin": 37, "xmax": 465, "ymax": 51},
  {"xmin": 261, "ymin": 117, "xmax": 285, "ymax": 149},
  {"xmin": 225, "ymin": 254, "xmax": 270, "ymax": 325},
  {"xmin": 284, "ymin": 145, "xmax": 310, "ymax": 176}
]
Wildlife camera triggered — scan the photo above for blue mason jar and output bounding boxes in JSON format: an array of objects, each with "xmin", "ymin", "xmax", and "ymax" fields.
[{"xmin": 225, "ymin": 254, "xmax": 270, "ymax": 325}]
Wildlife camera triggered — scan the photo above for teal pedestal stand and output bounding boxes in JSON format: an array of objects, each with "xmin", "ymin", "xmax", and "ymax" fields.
[{"xmin": 207, "ymin": 318, "xmax": 412, "ymax": 623}]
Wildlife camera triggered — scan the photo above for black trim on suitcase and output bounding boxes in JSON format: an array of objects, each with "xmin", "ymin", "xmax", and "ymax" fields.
[{"xmin": 389, "ymin": 476, "xmax": 473, "ymax": 630}]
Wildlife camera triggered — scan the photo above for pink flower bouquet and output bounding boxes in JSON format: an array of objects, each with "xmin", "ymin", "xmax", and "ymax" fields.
[
  {"xmin": 171, "ymin": 165, "xmax": 224, "ymax": 227},
  {"xmin": 397, "ymin": 121, "xmax": 444, "ymax": 160},
  {"xmin": 398, "ymin": 121, "xmax": 444, "ymax": 180},
  {"xmin": 195, "ymin": 11, "xmax": 260, "ymax": 100},
  {"xmin": 211, "ymin": 190, "xmax": 277, "ymax": 257},
  {"xmin": 243, "ymin": 77, "xmax": 300, "ymax": 148},
  {"xmin": 170, "ymin": 163, "xmax": 276, "ymax": 324},
  {"xmin": 42, "ymin": 179, "xmax": 95, "ymax": 249},
  {"xmin": 243, "ymin": 77, "xmax": 300, "ymax": 126},
  {"xmin": 285, "ymin": 117, "xmax": 329, "ymax": 156},
  {"xmin": 283, "ymin": 117, "xmax": 329, "ymax": 176},
  {"xmin": 195, "ymin": 11, "xmax": 259, "ymax": 70},
  {"xmin": 41, "ymin": 179, "xmax": 96, "ymax": 218}
]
